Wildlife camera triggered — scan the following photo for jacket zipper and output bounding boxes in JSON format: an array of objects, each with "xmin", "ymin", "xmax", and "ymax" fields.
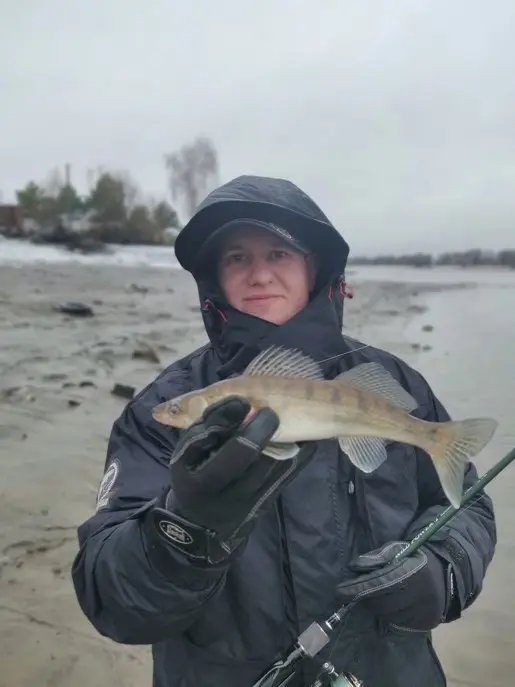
[{"xmin": 276, "ymin": 498, "xmax": 300, "ymax": 641}]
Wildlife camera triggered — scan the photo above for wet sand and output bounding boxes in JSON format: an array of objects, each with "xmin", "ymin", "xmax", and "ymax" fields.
[{"xmin": 0, "ymin": 261, "xmax": 512, "ymax": 686}]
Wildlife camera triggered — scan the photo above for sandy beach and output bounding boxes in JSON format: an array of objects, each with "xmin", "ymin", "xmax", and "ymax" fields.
[{"xmin": 0, "ymin": 258, "xmax": 513, "ymax": 687}]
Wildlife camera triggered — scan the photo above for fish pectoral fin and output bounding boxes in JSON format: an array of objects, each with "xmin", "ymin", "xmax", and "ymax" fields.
[
  {"xmin": 243, "ymin": 345, "xmax": 324, "ymax": 380},
  {"xmin": 336, "ymin": 363, "xmax": 418, "ymax": 412},
  {"xmin": 262, "ymin": 442, "xmax": 301, "ymax": 460},
  {"xmin": 338, "ymin": 436, "xmax": 388, "ymax": 473}
]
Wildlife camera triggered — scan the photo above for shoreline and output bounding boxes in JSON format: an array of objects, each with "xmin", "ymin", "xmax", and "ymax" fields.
[
  {"xmin": 0, "ymin": 261, "xmax": 490, "ymax": 686},
  {"xmin": 2, "ymin": 234, "xmax": 515, "ymax": 271}
]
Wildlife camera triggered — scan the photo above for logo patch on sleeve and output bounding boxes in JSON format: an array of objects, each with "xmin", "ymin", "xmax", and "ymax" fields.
[{"xmin": 96, "ymin": 459, "xmax": 120, "ymax": 511}]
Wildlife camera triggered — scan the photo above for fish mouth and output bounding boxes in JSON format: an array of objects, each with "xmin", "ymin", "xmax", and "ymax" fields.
[
  {"xmin": 151, "ymin": 404, "xmax": 164, "ymax": 421},
  {"xmin": 152, "ymin": 401, "xmax": 191, "ymax": 429}
]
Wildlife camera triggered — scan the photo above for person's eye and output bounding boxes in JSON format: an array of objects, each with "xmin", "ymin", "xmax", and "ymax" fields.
[
  {"xmin": 224, "ymin": 252, "xmax": 246, "ymax": 265},
  {"xmin": 270, "ymin": 249, "xmax": 289, "ymax": 260}
]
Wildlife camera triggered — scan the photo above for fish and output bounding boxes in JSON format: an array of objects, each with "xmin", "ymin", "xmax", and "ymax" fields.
[{"xmin": 152, "ymin": 345, "xmax": 498, "ymax": 509}]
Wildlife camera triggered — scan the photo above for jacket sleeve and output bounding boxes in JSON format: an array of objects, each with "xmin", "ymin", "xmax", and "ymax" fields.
[
  {"xmin": 71, "ymin": 382, "xmax": 229, "ymax": 645},
  {"xmin": 406, "ymin": 373, "xmax": 497, "ymax": 622}
]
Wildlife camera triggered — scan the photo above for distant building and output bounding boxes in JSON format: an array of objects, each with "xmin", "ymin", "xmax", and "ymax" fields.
[
  {"xmin": 0, "ymin": 205, "xmax": 102, "ymax": 239},
  {"xmin": 0, "ymin": 204, "xmax": 24, "ymax": 236},
  {"xmin": 21, "ymin": 217, "xmax": 41, "ymax": 234},
  {"xmin": 58, "ymin": 209, "xmax": 97, "ymax": 233}
]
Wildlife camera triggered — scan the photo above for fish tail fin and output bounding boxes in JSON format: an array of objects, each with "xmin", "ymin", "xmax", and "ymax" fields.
[{"xmin": 427, "ymin": 418, "xmax": 498, "ymax": 508}]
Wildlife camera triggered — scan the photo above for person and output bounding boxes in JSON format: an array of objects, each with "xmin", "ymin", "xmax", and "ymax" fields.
[{"xmin": 71, "ymin": 175, "xmax": 497, "ymax": 687}]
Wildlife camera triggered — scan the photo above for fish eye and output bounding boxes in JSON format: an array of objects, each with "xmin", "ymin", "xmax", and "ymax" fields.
[{"xmin": 168, "ymin": 402, "xmax": 181, "ymax": 414}]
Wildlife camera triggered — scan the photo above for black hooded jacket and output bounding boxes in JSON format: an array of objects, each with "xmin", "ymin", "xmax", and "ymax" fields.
[{"xmin": 71, "ymin": 176, "xmax": 496, "ymax": 687}]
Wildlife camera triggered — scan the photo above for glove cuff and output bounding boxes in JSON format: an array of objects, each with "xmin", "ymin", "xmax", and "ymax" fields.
[
  {"xmin": 149, "ymin": 505, "xmax": 237, "ymax": 565},
  {"xmin": 144, "ymin": 488, "xmax": 249, "ymax": 567},
  {"xmin": 424, "ymin": 544, "xmax": 463, "ymax": 622}
]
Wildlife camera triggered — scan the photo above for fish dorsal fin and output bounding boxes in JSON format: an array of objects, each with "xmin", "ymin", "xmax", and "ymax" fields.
[
  {"xmin": 336, "ymin": 362, "xmax": 418, "ymax": 412},
  {"xmin": 243, "ymin": 345, "xmax": 324, "ymax": 380}
]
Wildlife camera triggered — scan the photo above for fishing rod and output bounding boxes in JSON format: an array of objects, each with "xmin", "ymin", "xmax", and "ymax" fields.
[{"xmin": 252, "ymin": 444, "xmax": 515, "ymax": 687}]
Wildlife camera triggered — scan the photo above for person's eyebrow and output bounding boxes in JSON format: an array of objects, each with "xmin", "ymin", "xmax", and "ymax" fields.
[{"xmin": 221, "ymin": 242, "xmax": 245, "ymax": 252}]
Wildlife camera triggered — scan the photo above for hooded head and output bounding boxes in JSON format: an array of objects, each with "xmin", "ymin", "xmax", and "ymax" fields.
[{"xmin": 174, "ymin": 175, "xmax": 351, "ymax": 378}]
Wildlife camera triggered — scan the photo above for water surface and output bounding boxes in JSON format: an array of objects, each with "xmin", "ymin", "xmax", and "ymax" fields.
[{"xmin": 357, "ymin": 266, "xmax": 515, "ymax": 687}]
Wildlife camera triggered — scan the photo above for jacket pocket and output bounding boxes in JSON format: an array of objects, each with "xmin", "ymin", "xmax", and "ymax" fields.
[
  {"xmin": 380, "ymin": 625, "xmax": 447, "ymax": 686},
  {"xmin": 353, "ymin": 443, "xmax": 421, "ymax": 549},
  {"xmin": 334, "ymin": 622, "xmax": 447, "ymax": 687}
]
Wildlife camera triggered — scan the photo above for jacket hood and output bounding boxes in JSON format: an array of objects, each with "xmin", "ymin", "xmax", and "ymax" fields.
[
  {"xmin": 174, "ymin": 175, "xmax": 352, "ymax": 378},
  {"xmin": 174, "ymin": 175, "xmax": 349, "ymax": 287}
]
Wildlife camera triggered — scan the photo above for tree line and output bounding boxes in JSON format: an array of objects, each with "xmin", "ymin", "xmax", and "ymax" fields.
[
  {"xmin": 348, "ymin": 249, "xmax": 515, "ymax": 269},
  {"xmin": 9, "ymin": 136, "xmax": 219, "ymax": 245}
]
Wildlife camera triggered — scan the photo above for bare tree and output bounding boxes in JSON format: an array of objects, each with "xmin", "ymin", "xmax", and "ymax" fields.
[
  {"xmin": 118, "ymin": 170, "xmax": 142, "ymax": 214},
  {"xmin": 42, "ymin": 167, "xmax": 65, "ymax": 198},
  {"xmin": 165, "ymin": 136, "xmax": 219, "ymax": 220}
]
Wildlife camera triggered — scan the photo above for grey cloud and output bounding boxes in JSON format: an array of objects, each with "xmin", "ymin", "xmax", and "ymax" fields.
[{"xmin": 1, "ymin": 0, "xmax": 514, "ymax": 254}]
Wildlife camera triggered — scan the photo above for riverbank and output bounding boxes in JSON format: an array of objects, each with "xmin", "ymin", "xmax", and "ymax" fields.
[{"xmin": 0, "ymin": 260, "xmax": 511, "ymax": 686}]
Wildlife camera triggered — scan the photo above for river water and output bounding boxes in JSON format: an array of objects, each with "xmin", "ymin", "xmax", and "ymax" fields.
[{"xmin": 352, "ymin": 265, "xmax": 515, "ymax": 687}]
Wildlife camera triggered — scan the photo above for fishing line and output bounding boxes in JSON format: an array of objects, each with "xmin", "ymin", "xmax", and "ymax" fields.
[{"xmin": 316, "ymin": 344, "xmax": 371, "ymax": 366}]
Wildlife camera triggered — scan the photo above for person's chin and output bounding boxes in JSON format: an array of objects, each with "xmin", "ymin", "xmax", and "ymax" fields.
[{"xmin": 245, "ymin": 301, "xmax": 291, "ymax": 324}]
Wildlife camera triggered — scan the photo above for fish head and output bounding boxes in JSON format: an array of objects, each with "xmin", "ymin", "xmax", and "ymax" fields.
[{"xmin": 152, "ymin": 391, "xmax": 209, "ymax": 429}]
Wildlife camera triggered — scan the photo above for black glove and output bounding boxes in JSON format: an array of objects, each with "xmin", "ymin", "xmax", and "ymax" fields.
[
  {"xmin": 146, "ymin": 395, "xmax": 316, "ymax": 566},
  {"xmin": 336, "ymin": 541, "xmax": 455, "ymax": 631}
]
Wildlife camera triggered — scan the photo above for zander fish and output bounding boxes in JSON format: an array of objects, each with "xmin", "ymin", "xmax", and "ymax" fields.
[{"xmin": 152, "ymin": 345, "xmax": 498, "ymax": 508}]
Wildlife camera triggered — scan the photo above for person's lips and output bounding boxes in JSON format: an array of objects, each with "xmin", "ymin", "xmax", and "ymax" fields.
[{"xmin": 243, "ymin": 295, "xmax": 282, "ymax": 302}]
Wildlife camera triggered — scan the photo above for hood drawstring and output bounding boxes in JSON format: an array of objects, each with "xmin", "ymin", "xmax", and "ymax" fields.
[
  {"xmin": 328, "ymin": 280, "xmax": 354, "ymax": 301},
  {"xmin": 202, "ymin": 299, "xmax": 227, "ymax": 322},
  {"xmin": 340, "ymin": 280, "xmax": 354, "ymax": 299}
]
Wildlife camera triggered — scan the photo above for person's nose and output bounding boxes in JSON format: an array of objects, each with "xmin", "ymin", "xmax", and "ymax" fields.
[{"xmin": 247, "ymin": 257, "xmax": 274, "ymax": 285}]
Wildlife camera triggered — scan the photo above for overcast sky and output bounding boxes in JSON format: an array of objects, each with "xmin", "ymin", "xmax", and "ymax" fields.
[{"xmin": 1, "ymin": 1, "xmax": 514, "ymax": 255}]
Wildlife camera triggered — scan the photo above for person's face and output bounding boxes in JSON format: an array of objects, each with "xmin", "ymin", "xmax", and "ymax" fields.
[{"xmin": 217, "ymin": 226, "xmax": 316, "ymax": 325}]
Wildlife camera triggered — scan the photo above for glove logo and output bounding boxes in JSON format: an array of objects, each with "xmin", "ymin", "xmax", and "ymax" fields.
[{"xmin": 158, "ymin": 519, "xmax": 194, "ymax": 546}]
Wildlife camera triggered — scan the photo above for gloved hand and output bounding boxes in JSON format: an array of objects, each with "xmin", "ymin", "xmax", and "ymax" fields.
[
  {"xmin": 336, "ymin": 541, "xmax": 455, "ymax": 631},
  {"xmin": 147, "ymin": 395, "xmax": 316, "ymax": 565}
]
